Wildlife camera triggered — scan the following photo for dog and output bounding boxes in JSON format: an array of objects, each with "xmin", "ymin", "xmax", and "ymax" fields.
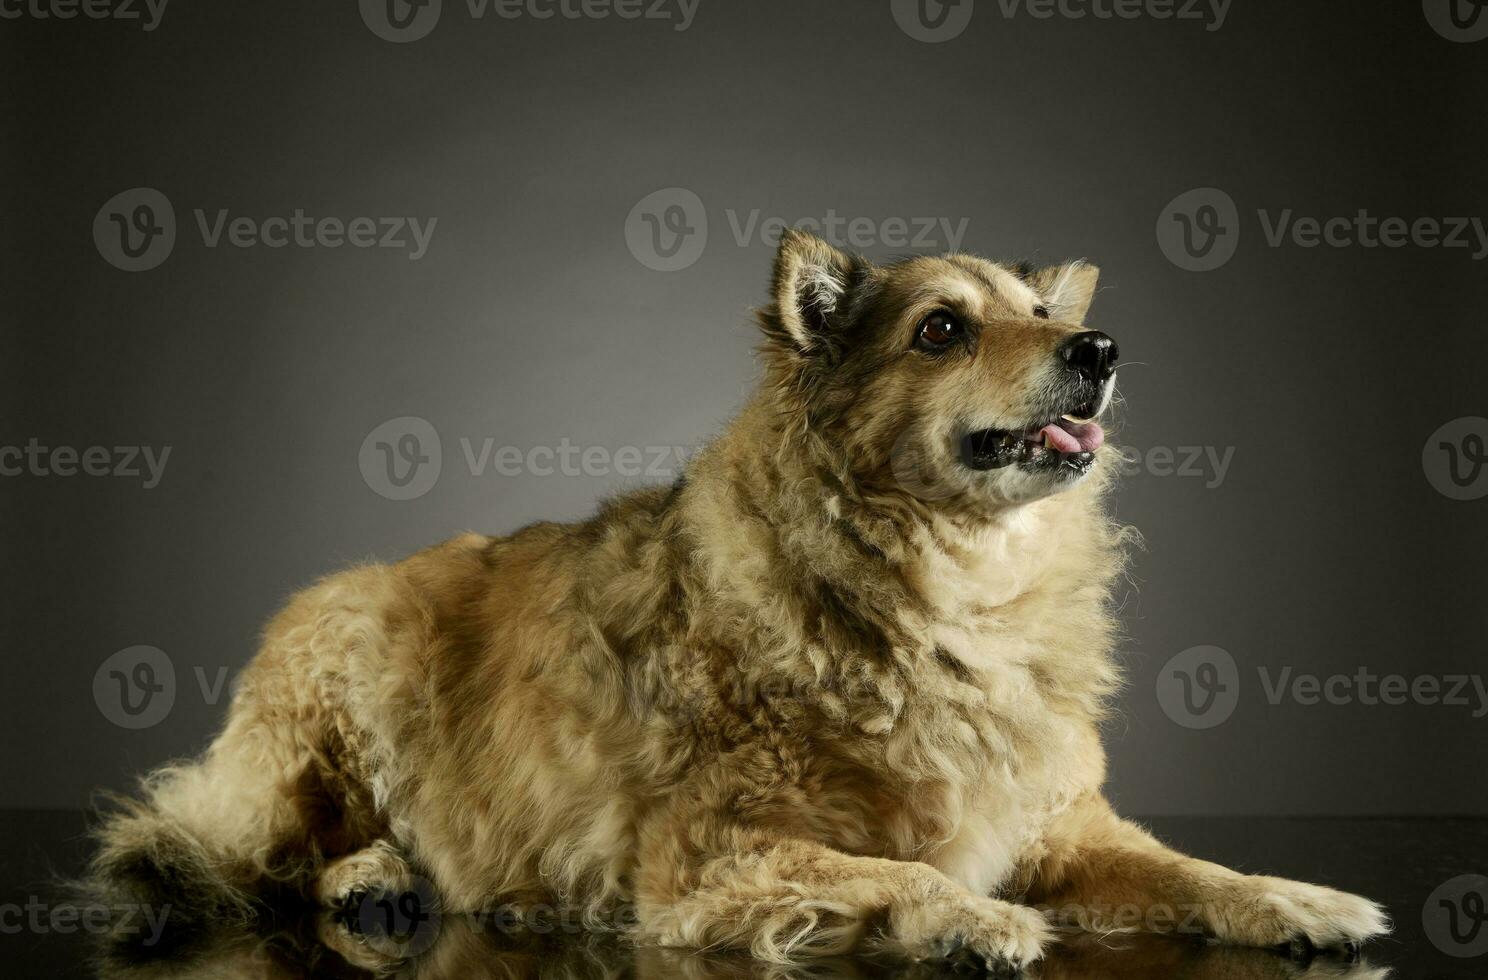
[{"xmin": 90, "ymin": 229, "xmax": 1388, "ymax": 972}]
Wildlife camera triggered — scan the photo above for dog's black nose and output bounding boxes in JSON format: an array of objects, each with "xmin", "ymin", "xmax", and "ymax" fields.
[{"xmin": 1059, "ymin": 331, "xmax": 1119, "ymax": 382}]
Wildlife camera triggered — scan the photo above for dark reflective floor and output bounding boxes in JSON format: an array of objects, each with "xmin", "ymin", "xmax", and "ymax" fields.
[{"xmin": 5, "ymin": 812, "xmax": 1485, "ymax": 979}]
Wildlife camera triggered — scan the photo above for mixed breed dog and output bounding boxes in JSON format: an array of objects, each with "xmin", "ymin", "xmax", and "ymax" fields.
[{"xmin": 89, "ymin": 231, "xmax": 1388, "ymax": 974}]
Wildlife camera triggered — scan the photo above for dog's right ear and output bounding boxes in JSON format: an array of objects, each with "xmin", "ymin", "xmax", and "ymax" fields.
[
  {"xmin": 1025, "ymin": 260, "xmax": 1101, "ymax": 325},
  {"xmin": 762, "ymin": 228, "xmax": 859, "ymax": 354}
]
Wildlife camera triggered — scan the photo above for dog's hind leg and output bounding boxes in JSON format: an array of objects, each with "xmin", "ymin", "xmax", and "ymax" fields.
[{"xmin": 89, "ymin": 575, "xmax": 394, "ymax": 963}]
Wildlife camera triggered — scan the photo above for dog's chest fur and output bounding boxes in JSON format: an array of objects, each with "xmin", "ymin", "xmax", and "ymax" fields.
[{"xmin": 716, "ymin": 499, "xmax": 1119, "ymax": 897}]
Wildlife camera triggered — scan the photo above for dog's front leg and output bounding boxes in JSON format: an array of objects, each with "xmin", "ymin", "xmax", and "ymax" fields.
[
  {"xmin": 1025, "ymin": 795, "xmax": 1389, "ymax": 953},
  {"xmin": 635, "ymin": 823, "xmax": 1050, "ymax": 969}
]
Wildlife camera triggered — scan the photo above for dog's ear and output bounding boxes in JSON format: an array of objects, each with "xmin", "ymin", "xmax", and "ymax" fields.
[
  {"xmin": 764, "ymin": 228, "xmax": 860, "ymax": 352},
  {"xmin": 1026, "ymin": 261, "xmax": 1100, "ymax": 324}
]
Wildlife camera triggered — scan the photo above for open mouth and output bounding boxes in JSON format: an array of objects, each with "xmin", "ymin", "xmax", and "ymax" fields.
[{"xmin": 959, "ymin": 399, "xmax": 1107, "ymax": 476}]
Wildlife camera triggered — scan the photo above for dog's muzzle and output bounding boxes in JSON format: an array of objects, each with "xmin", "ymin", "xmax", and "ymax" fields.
[{"xmin": 960, "ymin": 333, "xmax": 1119, "ymax": 474}]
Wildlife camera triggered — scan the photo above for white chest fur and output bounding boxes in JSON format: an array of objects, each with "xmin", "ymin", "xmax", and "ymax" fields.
[{"xmin": 894, "ymin": 502, "xmax": 1111, "ymax": 895}]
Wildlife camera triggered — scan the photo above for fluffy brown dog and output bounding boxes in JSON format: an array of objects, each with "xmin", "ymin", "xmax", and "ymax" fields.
[{"xmin": 91, "ymin": 230, "xmax": 1387, "ymax": 972}]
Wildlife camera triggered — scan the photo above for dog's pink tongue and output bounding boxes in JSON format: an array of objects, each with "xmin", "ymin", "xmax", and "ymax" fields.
[{"xmin": 1040, "ymin": 421, "xmax": 1105, "ymax": 453}]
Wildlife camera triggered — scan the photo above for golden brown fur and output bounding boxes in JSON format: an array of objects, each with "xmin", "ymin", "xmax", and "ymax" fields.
[{"xmin": 91, "ymin": 231, "xmax": 1387, "ymax": 971}]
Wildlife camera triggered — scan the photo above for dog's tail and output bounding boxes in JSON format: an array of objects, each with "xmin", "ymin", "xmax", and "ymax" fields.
[{"xmin": 83, "ymin": 759, "xmax": 304, "ymax": 966}]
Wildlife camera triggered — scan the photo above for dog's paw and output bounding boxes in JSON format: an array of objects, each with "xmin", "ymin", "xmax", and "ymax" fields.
[
  {"xmin": 315, "ymin": 909, "xmax": 411, "ymax": 973},
  {"xmin": 1218, "ymin": 876, "xmax": 1390, "ymax": 953},
  {"xmin": 886, "ymin": 894, "xmax": 1051, "ymax": 974},
  {"xmin": 314, "ymin": 840, "xmax": 414, "ymax": 908}
]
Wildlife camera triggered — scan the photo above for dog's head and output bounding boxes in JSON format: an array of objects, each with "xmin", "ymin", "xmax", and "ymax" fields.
[{"xmin": 758, "ymin": 229, "xmax": 1119, "ymax": 509}]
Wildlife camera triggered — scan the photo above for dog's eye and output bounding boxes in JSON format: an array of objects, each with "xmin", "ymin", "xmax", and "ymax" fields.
[
  {"xmin": 916, "ymin": 311, "xmax": 962, "ymax": 349},
  {"xmin": 1032, "ymin": 305, "xmax": 1050, "ymax": 319}
]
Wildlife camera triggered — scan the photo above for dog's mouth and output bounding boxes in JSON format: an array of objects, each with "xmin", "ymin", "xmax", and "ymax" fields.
[{"xmin": 958, "ymin": 399, "xmax": 1107, "ymax": 476}]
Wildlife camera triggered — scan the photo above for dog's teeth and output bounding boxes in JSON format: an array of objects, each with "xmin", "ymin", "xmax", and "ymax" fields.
[
  {"xmin": 1061, "ymin": 413, "xmax": 1096, "ymax": 424},
  {"xmin": 1043, "ymin": 433, "xmax": 1054, "ymax": 449}
]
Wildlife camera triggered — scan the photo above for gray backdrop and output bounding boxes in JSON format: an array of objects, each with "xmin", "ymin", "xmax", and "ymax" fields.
[{"xmin": 4, "ymin": 0, "xmax": 1486, "ymax": 815}]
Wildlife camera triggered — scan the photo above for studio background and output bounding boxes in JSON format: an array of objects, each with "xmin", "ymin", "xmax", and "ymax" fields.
[{"xmin": 4, "ymin": 0, "xmax": 1486, "ymax": 816}]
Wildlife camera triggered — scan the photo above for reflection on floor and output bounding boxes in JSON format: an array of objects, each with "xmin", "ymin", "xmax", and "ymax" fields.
[
  {"xmin": 95, "ymin": 911, "xmax": 1389, "ymax": 980},
  {"xmin": 6, "ymin": 813, "xmax": 1484, "ymax": 978}
]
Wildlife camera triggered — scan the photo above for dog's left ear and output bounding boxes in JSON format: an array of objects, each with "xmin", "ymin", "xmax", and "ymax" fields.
[
  {"xmin": 1026, "ymin": 261, "xmax": 1101, "ymax": 324},
  {"xmin": 764, "ymin": 228, "xmax": 860, "ymax": 353}
]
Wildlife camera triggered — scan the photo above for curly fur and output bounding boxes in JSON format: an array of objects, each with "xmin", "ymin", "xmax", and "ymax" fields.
[{"xmin": 88, "ymin": 230, "xmax": 1387, "ymax": 972}]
